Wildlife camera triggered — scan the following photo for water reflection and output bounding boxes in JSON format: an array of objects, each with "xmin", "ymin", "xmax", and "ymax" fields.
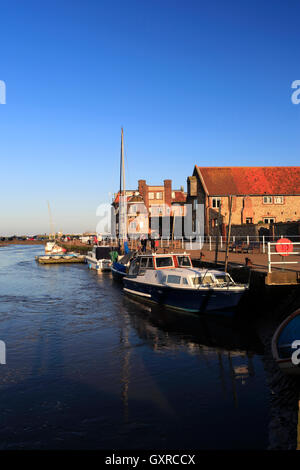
[
  {"xmin": 122, "ymin": 295, "xmax": 300, "ymax": 449},
  {"xmin": 0, "ymin": 244, "xmax": 299, "ymax": 449}
]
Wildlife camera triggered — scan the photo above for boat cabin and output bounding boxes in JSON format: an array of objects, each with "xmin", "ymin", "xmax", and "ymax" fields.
[
  {"xmin": 128, "ymin": 253, "xmax": 192, "ymax": 276},
  {"xmin": 127, "ymin": 253, "xmax": 236, "ymax": 288},
  {"xmin": 156, "ymin": 270, "xmax": 235, "ymax": 288}
]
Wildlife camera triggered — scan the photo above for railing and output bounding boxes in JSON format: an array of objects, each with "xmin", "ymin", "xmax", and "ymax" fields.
[
  {"xmin": 267, "ymin": 241, "xmax": 300, "ymax": 273},
  {"xmin": 90, "ymin": 234, "xmax": 300, "ymax": 256}
]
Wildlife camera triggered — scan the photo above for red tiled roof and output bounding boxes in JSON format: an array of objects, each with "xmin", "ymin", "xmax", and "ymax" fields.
[
  {"xmin": 172, "ymin": 191, "xmax": 187, "ymax": 203},
  {"xmin": 196, "ymin": 166, "xmax": 300, "ymax": 196}
]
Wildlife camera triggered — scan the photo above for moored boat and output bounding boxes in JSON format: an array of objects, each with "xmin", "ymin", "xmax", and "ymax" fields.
[
  {"xmin": 45, "ymin": 241, "xmax": 65, "ymax": 255},
  {"xmin": 36, "ymin": 253, "xmax": 85, "ymax": 264},
  {"xmin": 272, "ymin": 309, "xmax": 300, "ymax": 375},
  {"xmin": 85, "ymin": 246, "xmax": 112, "ymax": 272},
  {"xmin": 123, "ymin": 253, "xmax": 248, "ymax": 315},
  {"xmin": 111, "ymin": 250, "xmax": 138, "ymax": 282}
]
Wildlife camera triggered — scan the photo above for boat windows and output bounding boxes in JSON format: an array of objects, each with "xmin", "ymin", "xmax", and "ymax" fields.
[
  {"xmin": 201, "ymin": 275, "xmax": 214, "ymax": 284},
  {"xmin": 167, "ymin": 275, "xmax": 181, "ymax": 285},
  {"xmin": 140, "ymin": 257, "xmax": 148, "ymax": 268},
  {"xmin": 215, "ymin": 274, "xmax": 232, "ymax": 284},
  {"xmin": 155, "ymin": 257, "xmax": 174, "ymax": 268},
  {"xmin": 182, "ymin": 278, "xmax": 188, "ymax": 285},
  {"xmin": 192, "ymin": 275, "xmax": 214, "ymax": 285},
  {"xmin": 147, "ymin": 257, "xmax": 154, "ymax": 268},
  {"xmin": 177, "ymin": 256, "xmax": 191, "ymax": 267}
]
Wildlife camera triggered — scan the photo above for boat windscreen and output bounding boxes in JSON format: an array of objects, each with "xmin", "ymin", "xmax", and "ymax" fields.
[
  {"xmin": 155, "ymin": 257, "xmax": 173, "ymax": 268},
  {"xmin": 177, "ymin": 256, "xmax": 191, "ymax": 267},
  {"xmin": 192, "ymin": 275, "xmax": 213, "ymax": 285},
  {"xmin": 215, "ymin": 274, "xmax": 232, "ymax": 284}
]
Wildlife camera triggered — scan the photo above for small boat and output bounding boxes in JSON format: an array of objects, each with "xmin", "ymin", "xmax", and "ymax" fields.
[
  {"xmin": 85, "ymin": 246, "xmax": 112, "ymax": 272},
  {"xmin": 45, "ymin": 241, "xmax": 65, "ymax": 255},
  {"xmin": 272, "ymin": 309, "xmax": 300, "ymax": 375},
  {"xmin": 111, "ymin": 250, "xmax": 137, "ymax": 281},
  {"xmin": 36, "ymin": 254, "xmax": 85, "ymax": 264},
  {"xmin": 123, "ymin": 253, "xmax": 248, "ymax": 314}
]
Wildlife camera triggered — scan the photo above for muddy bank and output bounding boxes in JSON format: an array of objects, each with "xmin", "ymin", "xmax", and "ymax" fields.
[{"xmin": 0, "ymin": 240, "xmax": 46, "ymax": 246}]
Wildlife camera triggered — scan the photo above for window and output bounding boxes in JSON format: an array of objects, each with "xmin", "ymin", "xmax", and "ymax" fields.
[
  {"xmin": 177, "ymin": 256, "xmax": 191, "ymax": 267},
  {"xmin": 246, "ymin": 218, "xmax": 253, "ymax": 224},
  {"xmin": 155, "ymin": 256, "xmax": 174, "ymax": 268},
  {"xmin": 215, "ymin": 274, "xmax": 232, "ymax": 285},
  {"xmin": 212, "ymin": 197, "xmax": 221, "ymax": 208},
  {"xmin": 156, "ymin": 192, "xmax": 163, "ymax": 199},
  {"xmin": 201, "ymin": 274, "xmax": 214, "ymax": 284},
  {"xmin": 148, "ymin": 258, "xmax": 154, "ymax": 268},
  {"xmin": 274, "ymin": 196, "xmax": 284, "ymax": 204},
  {"xmin": 192, "ymin": 275, "xmax": 213, "ymax": 285},
  {"xmin": 263, "ymin": 196, "xmax": 273, "ymax": 204},
  {"xmin": 140, "ymin": 257, "xmax": 148, "ymax": 268},
  {"xmin": 151, "ymin": 206, "xmax": 163, "ymax": 216},
  {"xmin": 149, "ymin": 192, "xmax": 154, "ymax": 199},
  {"xmin": 167, "ymin": 275, "xmax": 181, "ymax": 285},
  {"xmin": 182, "ymin": 278, "xmax": 188, "ymax": 285},
  {"xmin": 264, "ymin": 217, "xmax": 275, "ymax": 224}
]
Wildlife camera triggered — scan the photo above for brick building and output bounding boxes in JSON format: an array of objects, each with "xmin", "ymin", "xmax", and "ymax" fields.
[
  {"xmin": 112, "ymin": 180, "xmax": 186, "ymax": 238},
  {"xmin": 187, "ymin": 166, "xmax": 300, "ymax": 236}
]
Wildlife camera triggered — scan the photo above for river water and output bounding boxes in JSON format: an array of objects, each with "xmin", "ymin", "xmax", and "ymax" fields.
[{"xmin": 0, "ymin": 244, "xmax": 299, "ymax": 450}]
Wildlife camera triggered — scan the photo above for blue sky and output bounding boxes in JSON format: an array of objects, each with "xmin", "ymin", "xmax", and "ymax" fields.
[{"xmin": 0, "ymin": 0, "xmax": 299, "ymax": 235}]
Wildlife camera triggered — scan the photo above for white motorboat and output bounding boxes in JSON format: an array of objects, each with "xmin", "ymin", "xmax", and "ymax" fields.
[
  {"xmin": 45, "ymin": 241, "xmax": 65, "ymax": 255},
  {"xmin": 123, "ymin": 253, "xmax": 248, "ymax": 314},
  {"xmin": 85, "ymin": 246, "xmax": 112, "ymax": 273}
]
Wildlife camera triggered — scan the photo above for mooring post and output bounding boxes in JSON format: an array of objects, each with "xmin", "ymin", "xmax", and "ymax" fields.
[{"xmin": 224, "ymin": 196, "xmax": 233, "ymax": 273}]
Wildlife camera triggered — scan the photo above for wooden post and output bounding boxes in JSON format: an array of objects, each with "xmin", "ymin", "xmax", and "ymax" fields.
[
  {"xmin": 224, "ymin": 196, "xmax": 233, "ymax": 272},
  {"xmin": 214, "ymin": 202, "xmax": 222, "ymax": 265}
]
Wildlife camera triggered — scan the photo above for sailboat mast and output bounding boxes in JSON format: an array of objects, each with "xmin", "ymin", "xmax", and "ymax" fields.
[
  {"xmin": 47, "ymin": 201, "xmax": 55, "ymax": 240},
  {"xmin": 120, "ymin": 128, "xmax": 125, "ymax": 197},
  {"xmin": 119, "ymin": 128, "xmax": 127, "ymax": 240}
]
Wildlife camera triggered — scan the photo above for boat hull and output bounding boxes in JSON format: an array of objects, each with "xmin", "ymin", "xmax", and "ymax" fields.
[
  {"xmin": 272, "ymin": 309, "xmax": 300, "ymax": 375},
  {"xmin": 85, "ymin": 256, "xmax": 111, "ymax": 272},
  {"xmin": 36, "ymin": 254, "xmax": 85, "ymax": 264},
  {"xmin": 123, "ymin": 278, "xmax": 244, "ymax": 315},
  {"xmin": 111, "ymin": 266, "xmax": 127, "ymax": 281}
]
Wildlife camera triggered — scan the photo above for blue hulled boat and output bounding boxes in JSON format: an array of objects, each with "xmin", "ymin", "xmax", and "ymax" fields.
[
  {"xmin": 272, "ymin": 309, "xmax": 300, "ymax": 375},
  {"xmin": 111, "ymin": 249, "xmax": 138, "ymax": 282},
  {"xmin": 123, "ymin": 253, "xmax": 248, "ymax": 315}
]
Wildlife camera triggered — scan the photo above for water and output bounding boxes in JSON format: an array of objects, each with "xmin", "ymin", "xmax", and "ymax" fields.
[{"xmin": 0, "ymin": 244, "xmax": 298, "ymax": 449}]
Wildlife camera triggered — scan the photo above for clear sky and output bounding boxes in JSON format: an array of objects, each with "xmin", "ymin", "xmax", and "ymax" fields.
[{"xmin": 0, "ymin": 0, "xmax": 299, "ymax": 235}]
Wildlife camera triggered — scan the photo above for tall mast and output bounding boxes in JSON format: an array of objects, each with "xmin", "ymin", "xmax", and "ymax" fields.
[
  {"xmin": 120, "ymin": 128, "xmax": 125, "ymax": 197},
  {"xmin": 47, "ymin": 201, "xmax": 55, "ymax": 240},
  {"xmin": 119, "ymin": 128, "xmax": 127, "ymax": 240}
]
